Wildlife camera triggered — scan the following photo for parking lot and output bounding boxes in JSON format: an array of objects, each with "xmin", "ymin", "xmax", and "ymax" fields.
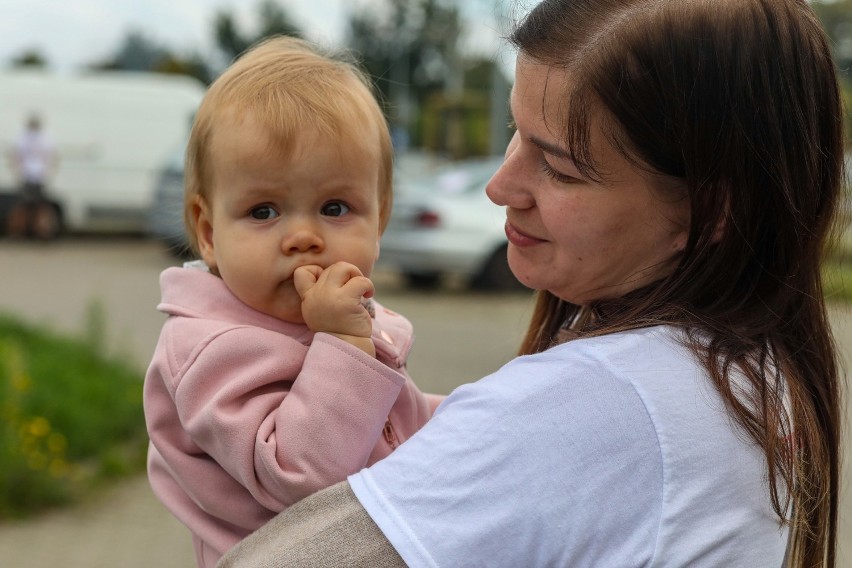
[
  {"xmin": 0, "ymin": 237, "xmax": 849, "ymax": 567},
  {"xmin": 0, "ymin": 236, "xmax": 535, "ymax": 568}
]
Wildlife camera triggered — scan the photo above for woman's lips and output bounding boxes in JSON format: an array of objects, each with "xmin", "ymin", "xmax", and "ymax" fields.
[{"xmin": 504, "ymin": 221, "xmax": 545, "ymax": 247}]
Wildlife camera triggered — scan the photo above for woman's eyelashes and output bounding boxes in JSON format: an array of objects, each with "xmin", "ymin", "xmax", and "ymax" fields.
[
  {"xmin": 508, "ymin": 118, "xmax": 581, "ymax": 184},
  {"xmin": 539, "ymin": 159, "xmax": 581, "ymax": 184}
]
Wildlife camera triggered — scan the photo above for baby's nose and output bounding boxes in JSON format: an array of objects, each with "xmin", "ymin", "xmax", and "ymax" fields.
[{"xmin": 281, "ymin": 228, "xmax": 323, "ymax": 254}]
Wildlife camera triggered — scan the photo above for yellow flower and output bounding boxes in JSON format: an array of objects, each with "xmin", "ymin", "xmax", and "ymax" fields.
[
  {"xmin": 47, "ymin": 432, "xmax": 67, "ymax": 453},
  {"xmin": 27, "ymin": 417, "xmax": 50, "ymax": 437}
]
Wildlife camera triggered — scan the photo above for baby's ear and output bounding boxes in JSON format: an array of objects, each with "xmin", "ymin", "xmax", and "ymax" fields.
[{"xmin": 192, "ymin": 196, "xmax": 217, "ymax": 270}]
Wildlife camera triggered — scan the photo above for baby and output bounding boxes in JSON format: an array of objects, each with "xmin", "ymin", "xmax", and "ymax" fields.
[{"xmin": 143, "ymin": 36, "xmax": 440, "ymax": 568}]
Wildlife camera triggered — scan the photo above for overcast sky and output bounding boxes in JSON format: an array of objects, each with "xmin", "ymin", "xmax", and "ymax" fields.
[{"xmin": 0, "ymin": 0, "xmax": 517, "ymax": 74}]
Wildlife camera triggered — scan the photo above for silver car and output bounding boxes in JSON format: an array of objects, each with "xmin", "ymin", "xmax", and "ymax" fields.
[
  {"xmin": 379, "ymin": 157, "xmax": 526, "ymax": 291},
  {"xmin": 146, "ymin": 143, "xmax": 190, "ymax": 257}
]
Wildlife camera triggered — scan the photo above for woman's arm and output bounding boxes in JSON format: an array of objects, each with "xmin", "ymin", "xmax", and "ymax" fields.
[{"xmin": 217, "ymin": 481, "xmax": 404, "ymax": 568}]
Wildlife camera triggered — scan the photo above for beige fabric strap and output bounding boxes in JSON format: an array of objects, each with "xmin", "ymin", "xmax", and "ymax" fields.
[{"xmin": 217, "ymin": 481, "xmax": 407, "ymax": 568}]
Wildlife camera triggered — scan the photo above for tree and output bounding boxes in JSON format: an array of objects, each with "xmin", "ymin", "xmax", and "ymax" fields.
[
  {"xmin": 83, "ymin": 1, "xmax": 302, "ymax": 84},
  {"xmin": 214, "ymin": 12, "xmax": 252, "ymax": 62},
  {"xmin": 346, "ymin": 0, "xmax": 513, "ymax": 157},
  {"xmin": 88, "ymin": 30, "xmax": 213, "ymax": 84},
  {"xmin": 153, "ymin": 53, "xmax": 214, "ymax": 85},
  {"xmin": 10, "ymin": 49, "xmax": 48, "ymax": 69},
  {"xmin": 90, "ymin": 30, "xmax": 169, "ymax": 72},
  {"xmin": 214, "ymin": 0, "xmax": 302, "ymax": 62},
  {"xmin": 812, "ymin": 0, "xmax": 852, "ymax": 76},
  {"xmin": 346, "ymin": 0, "xmax": 465, "ymax": 153},
  {"xmin": 811, "ymin": 0, "xmax": 852, "ymax": 141}
]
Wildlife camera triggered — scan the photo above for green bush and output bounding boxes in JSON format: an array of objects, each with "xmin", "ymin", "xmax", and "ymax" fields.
[
  {"xmin": 0, "ymin": 314, "xmax": 147, "ymax": 518},
  {"xmin": 824, "ymin": 260, "xmax": 852, "ymax": 304}
]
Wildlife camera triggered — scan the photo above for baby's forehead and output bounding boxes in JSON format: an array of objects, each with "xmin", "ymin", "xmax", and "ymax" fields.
[
  {"xmin": 205, "ymin": 110, "xmax": 384, "ymax": 187},
  {"xmin": 213, "ymin": 104, "xmax": 380, "ymax": 154}
]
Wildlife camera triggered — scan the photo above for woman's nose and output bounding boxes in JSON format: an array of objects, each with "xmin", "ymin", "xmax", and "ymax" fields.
[{"xmin": 486, "ymin": 134, "xmax": 534, "ymax": 209}]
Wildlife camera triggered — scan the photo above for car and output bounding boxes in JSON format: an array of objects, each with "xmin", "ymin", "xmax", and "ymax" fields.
[
  {"xmin": 0, "ymin": 70, "xmax": 204, "ymax": 234},
  {"xmin": 378, "ymin": 156, "xmax": 526, "ymax": 291},
  {"xmin": 145, "ymin": 142, "xmax": 191, "ymax": 257}
]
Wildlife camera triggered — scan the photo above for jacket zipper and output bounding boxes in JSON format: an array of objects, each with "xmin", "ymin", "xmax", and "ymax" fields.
[{"xmin": 383, "ymin": 419, "xmax": 399, "ymax": 449}]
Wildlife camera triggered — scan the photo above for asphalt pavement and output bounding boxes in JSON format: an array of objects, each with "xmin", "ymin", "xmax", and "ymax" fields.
[{"xmin": 0, "ymin": 237, "xmax": 848, "ymax": 567}]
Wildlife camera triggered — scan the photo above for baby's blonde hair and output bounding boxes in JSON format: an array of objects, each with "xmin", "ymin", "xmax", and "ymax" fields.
[{"xmin": 184, "ymin": 36, "xmax": 393, "ymax": 254}]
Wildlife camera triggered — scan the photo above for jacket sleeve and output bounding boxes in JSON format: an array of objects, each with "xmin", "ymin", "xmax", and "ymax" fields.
[{"xmin": 169, "ymin": 326, "xmax": 407, "ymax": 511}]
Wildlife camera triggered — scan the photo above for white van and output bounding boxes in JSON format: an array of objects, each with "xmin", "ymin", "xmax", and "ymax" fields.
[{"xmin": 0, "ymin": 69, "xmax": 205, "ymax": 233}]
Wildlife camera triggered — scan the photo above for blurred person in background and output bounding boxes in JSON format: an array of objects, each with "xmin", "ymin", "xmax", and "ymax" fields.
[
  {"xmin": 6, "ymin": 114, "xmax": 59, "ymax": 239},
  {"xmin": 219, "ymin": 0, "xmax": 844, "ymax": 566}
]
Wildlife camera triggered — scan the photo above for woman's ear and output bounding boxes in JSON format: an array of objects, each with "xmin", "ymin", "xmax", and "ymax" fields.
[
  {"xmin": 710, "ymin": 216, "xmax": 726, "ymax": 244},
  {"xmin": 192, "ymin": 196, "xmax": 218, "ymax": 270},
  {"xmin": 671, "ymin": 229, "xmax": 688, "ymax": 253},
  {"xmin": 670, "ymin": 212, "xmax": 725, "ymax": 253}
]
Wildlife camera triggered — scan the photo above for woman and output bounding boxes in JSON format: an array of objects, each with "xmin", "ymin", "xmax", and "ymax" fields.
[{"xmin": 219, "ymin": 0, "xmax": 844, "ymax": 566}]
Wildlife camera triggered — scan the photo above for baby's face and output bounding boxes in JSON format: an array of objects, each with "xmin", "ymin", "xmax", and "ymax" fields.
[{"xmin": 195, "ymin": 112, "xmax": 382, "ymax": 324}]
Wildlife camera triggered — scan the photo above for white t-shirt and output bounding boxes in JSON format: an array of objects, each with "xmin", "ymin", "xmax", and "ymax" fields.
[
  {"xmin": 15, "ymin": 129, "xmax": 55, "ymax": 184},
  {"xmin": 349, "ymin": 326, "xmax": 788, "ymax": 567}
]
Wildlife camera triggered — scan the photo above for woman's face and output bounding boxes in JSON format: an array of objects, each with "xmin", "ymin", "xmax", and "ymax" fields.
[{"xmin": 486, "ymin": 57, "xmax": 689, "ymax": 305}]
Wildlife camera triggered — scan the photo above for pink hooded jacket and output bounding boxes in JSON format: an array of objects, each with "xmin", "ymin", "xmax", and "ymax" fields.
[{"xmin": 144, "ymin": 267, "xmax": 438, "ymax": 567}]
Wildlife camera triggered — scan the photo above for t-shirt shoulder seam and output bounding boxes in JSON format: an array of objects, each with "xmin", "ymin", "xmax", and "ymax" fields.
[
  {"xmin": 616, "ymin": 371, "xmax": 666, "ymax": 564},
  {"xmin": 550, "ymin": 331, "xmax": 669, "ymax": 561}
]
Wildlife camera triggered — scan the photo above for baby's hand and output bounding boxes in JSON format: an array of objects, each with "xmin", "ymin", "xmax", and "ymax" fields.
[{"xmin": 293, "ymin": 262, "xmax": 375, "ymax": 356}]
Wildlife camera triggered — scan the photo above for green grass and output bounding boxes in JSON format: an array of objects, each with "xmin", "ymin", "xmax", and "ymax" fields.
[
  {"xmin": 0, "ymin": 254, "xmax": 847, "ymax": 520},
  {"xmin": 0, "ymin": 313, "xmax": 147, "ymax": 518},
  {"xmin": 826, "ymin": 211, "xmax": 852, "ymax": 303},
  {"xmin": 824, "ymin": 259, "xmax": 852, "ymax": 304}
]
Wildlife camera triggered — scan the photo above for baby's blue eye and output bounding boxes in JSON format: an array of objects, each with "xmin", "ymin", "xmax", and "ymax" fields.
[
  {"xmin": 250, "ymin": 205, "xmax": 278, "ymax": 220},
  {"xmin": 321, "ymin": 202, "xmax": 350, "ymax": 217}
]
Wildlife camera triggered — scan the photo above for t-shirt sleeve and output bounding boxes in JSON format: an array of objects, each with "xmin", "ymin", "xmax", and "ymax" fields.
[{"xmin": 348, "ymin": 349, "xmax": 664, "ymax": 567}]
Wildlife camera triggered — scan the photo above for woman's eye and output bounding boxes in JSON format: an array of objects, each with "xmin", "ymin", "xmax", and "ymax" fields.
[
  {"xmin": 321, "ymin": 201, "xmax": 350, "ymax": 217},
  {"xmin": 249, "ymin": 205, "xmax": 278, "ymax": 220},
  {"xmin": 540, "ymin": 160, "xmax": 581, "ymax": 184}
]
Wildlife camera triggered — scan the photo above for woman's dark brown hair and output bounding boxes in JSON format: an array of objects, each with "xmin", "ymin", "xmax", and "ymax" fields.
[{"xmin": 511, "ymin": 0, "xmax": 844, "ymax": 565}]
